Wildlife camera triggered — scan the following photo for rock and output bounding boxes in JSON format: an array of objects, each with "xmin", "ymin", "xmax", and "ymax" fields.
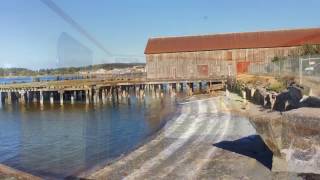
[
  {"xmin": 252, "ymin": 88, "xmax": 266, "ymax": 106},
  {"xmin": 273, "ymin": 85, "xmax": 303, "ymax": 112},
  {"xmin": 286, "ymin": 85, "xmax": 303, "ymax": 110},
  {"xmin": 244, "ymin": 87, "xmax": 252, "ymax": 100},
  {"xmin": 264, "ymin": 93, "xmax": 272, "ymax": 109},
  {"xmin": 273, "ymin": 91, "xmax": 289, "ymax": 112},
  {"xmin": 300, "ymin": 96, "xmax": 320, "ymax": 108},
  {"xmin": 248, "ymin": 107, "xmax": 320, "ymax": 174}
]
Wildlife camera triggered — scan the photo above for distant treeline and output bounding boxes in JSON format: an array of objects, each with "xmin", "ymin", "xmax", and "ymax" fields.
[{"xmin": 0, "ymin": 63, "xmax": 145, "ymax": 77}]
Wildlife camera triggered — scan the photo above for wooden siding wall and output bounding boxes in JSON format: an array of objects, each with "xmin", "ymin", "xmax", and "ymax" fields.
[{"xmin": 146, "ymin": 46, "xmax": 299, "ymax": 80}]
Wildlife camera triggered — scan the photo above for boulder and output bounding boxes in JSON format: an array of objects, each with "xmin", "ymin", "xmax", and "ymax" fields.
[
  {"xmin": 273, "ymin": 85, "xmax": 303, "ymax": 112},
  {"xmin": 286, "ymin": 85, "xmax": 303, "ymax": 110},
  {"xmin": 264, "ymin": 93, "xmax": 272, "ymax": 109},
  {"xmin": 252, "ymin": 88, "xmax": 266, "ymax": 106},
  {"xmin": 248, "ymin": 107, "xmax": 320, "ymax": 174},
  {"xmin": 300, "ymin": 96, "xmax": 320, "ymax": 108},
  {"xmin": 244, "ymin": 87, "xmax": 252, "ymax": 100},
  {"xmin": 273, "ymin": 91, "xmax": 289, "ymax": 112}
]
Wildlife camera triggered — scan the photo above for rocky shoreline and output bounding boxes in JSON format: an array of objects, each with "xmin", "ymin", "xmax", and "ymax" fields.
[{"xmin": 228, "ymin": 74, "xmax": 320, "ymax": 177}]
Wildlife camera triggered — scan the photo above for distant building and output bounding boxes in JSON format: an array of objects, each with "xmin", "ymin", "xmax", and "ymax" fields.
[
  {"xmin": 93, "ymin": 69, "xmax": 108, "ymax": 75},
  {"xmin": 144, "ymin": 27, "xmax": 320, "ymax": 80}
]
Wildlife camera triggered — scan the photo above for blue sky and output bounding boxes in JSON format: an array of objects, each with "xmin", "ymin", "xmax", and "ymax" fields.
[{"xmin": 0, "ymin": 0, "xmax": 319, "ymax": 69}]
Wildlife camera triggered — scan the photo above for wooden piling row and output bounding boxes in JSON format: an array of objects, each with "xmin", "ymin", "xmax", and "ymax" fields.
[{"xmin": 0, "ymin": 79, "xmax": 225, "ymax": 105}]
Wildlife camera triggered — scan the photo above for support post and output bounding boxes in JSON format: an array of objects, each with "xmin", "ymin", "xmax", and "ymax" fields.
[
  {"xmin": 0, "ymin": 91, "xmax": 2, "ymax": 104},
  {"xmin": 71, "ymin": 95, "xmax": 75, "ymax": 104},
  {"xmin": 33, "ymin": 92, "xmax": 37, "ymax": 103},
  {"xmin": 93, "ymin": 89, "xmax": 99, "ymax": 104},
  {"xmin": 7, "ymin": 92, "xmax": 12, "ymax": 104},
  {"xmin": 59, "ymin": 91, "xmax": 64, "ymax": 105},
  {"xmin": 26, "ymin": 91, "xmax": 30, "ymax": 103},
  {"xmin": 102, "ymin": 89, "xmax": 106, "ymax": 104},
  {"xmin": 50, "ymin": 93, "xmax": 54, "ymax": 104},
  {"xmin": 19, "ymin": 91, "xmax": 26, "ymax": 104},
  {"xmin": 89, "ymin": 89, "xmax": 92, "ymax": 103},
  {"xmin": 85, "ymin": 90, "xmax": 90, "ymax": 104},
  {"xmin": 40, "ymin": 91, "xmax": 44, "ymax": 105}
]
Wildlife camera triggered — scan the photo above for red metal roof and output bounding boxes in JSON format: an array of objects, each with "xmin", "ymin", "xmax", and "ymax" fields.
[{"xmin": 145, "ymin": 28, "xmax": 320, "ymax": 54}]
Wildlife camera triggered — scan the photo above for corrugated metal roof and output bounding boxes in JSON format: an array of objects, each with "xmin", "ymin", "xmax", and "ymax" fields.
[{"xmin": 144, "ymin": 28, "xmax": 320, "ymax": 54}]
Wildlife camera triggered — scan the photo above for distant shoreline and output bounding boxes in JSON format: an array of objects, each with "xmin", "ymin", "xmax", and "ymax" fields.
[{"xmin": 0, "ymin": 62, "xmax": 145, "ymax": 77}]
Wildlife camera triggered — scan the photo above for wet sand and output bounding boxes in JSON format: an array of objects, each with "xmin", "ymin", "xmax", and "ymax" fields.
[{"xmin": 86, "ymin": 94, "xmax": 302, "ymax": 180}]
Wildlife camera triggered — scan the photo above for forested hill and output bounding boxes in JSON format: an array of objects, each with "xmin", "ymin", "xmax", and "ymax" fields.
[{"xmin": 0, "ymin": 63, "xmax": 145, "ymax": 77}]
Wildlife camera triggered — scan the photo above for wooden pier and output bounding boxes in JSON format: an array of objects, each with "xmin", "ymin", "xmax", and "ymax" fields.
[{"xmin": 0, "ymin": 78, "xmax": 225, "ymax": 105}]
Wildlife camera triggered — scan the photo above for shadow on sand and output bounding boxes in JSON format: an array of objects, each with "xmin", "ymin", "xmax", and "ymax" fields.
[{"xmin": 213, "ymin": 135, "xmax": 273, "ymax": 170}]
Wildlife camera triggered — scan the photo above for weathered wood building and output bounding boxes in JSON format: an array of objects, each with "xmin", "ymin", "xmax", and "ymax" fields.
[{"xmin": 145, "ymin": 27, "xmax": 320, "ymax": 80}]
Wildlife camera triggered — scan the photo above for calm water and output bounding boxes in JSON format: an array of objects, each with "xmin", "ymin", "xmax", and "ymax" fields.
[{"xmin": 0, "ymin": 95, "xmax": 178, "ymax": 178}]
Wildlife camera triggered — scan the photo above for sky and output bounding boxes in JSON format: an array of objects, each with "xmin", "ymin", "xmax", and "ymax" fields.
[{"xmin": 0, "ymin": 0, "xmax": 319, "ymax": 70}]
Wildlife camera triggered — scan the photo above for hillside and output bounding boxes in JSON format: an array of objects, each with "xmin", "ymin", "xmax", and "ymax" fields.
[{"xmin": 0, "ymin": 63, "xmax": 145, "ymax": 77}]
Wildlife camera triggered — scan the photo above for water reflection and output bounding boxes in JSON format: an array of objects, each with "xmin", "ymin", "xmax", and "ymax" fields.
[{"xmin": 0, "ymin": 95, "xmax": 177, "ymax": 178}]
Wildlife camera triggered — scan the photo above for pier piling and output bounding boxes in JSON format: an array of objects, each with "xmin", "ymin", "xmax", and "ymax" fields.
[
  {"xmin": 59, "ymin": 91, "xmax": 64, "ymax": 105},
  {"xmin": 0, "ymin": 78, "xmax": 225, "ymax": 105},
  {"xmin": 40, "ymin": 91, "xmax": 44, "ymax": 105},
  {"xmin": 50, "ymin": 93, "xmax": 54, "ymax": 104},
  {"xmin": 7, "ymin": 92, "xmax": 12, "ymax": 104}
]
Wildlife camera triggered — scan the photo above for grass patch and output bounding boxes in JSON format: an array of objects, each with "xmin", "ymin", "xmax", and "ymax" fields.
[{"xmin": 267, "ymin": 81, "xmax": 286, "ymax": 92}]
